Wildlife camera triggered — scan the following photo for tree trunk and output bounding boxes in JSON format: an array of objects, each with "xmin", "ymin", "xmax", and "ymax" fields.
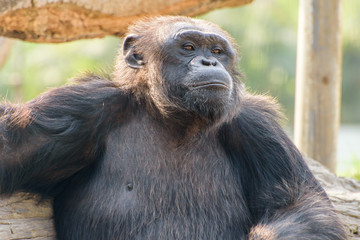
[
  {"xmin": 0, "ymin": 0, "xmax": 252, "ymax": 43},
  {"xmin": 0, "ymin": 158, "xmax": 359, "ymax": 239}
]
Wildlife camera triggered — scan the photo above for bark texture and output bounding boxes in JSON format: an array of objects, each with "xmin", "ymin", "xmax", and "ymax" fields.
[
  {"xmin": 0, "ymin": 158, "xmax": 359, "ymax": 239},
  {"xmin": 0, "ymin": 0, "xmax": 253, "ymax": 43},
  {"xmin": 306, "ymin": 158, "xmax": 360, "ymax": 239}
]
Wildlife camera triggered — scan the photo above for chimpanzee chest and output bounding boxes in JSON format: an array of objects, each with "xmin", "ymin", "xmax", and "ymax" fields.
[{"xmin": 56, "ymin": 115, "xmax": 249, "ymax": 239}]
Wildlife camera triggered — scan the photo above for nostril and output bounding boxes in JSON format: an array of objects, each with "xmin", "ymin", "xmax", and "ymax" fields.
[
  {"xmin": 202, "ymin": 59, "xmax": 211, "ymax": 66},
  {"xmin": 201, "ymin": 59, "xmax": 217, "ymax": 67}
]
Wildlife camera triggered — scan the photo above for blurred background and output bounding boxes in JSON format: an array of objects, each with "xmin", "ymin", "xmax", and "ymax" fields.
[{"xmin": 0, "ymin": 0, "xmax": 359, "ymax": 179}]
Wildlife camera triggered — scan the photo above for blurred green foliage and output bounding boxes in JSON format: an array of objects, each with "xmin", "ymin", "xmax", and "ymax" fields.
[
  {"xmin": 0, "ymin": 0, "xmax": 359, "ymax": 178},
  {"xmin": 0, "ymin": 37, "xmax": 121, "ymax": 101}
]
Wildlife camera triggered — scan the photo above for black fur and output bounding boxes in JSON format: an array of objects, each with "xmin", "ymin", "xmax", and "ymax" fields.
[{"xmin": 0, "ymin": 16, "xmax": 347, "ymax": 240}]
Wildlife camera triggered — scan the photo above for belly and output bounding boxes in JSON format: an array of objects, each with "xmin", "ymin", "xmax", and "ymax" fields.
[{"xmin": 55, "ymin": 170, "xmax": 249, "ymax": 240}]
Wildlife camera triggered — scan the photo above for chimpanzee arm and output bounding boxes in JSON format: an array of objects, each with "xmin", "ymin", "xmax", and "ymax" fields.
[
  {"xmin": 0, "ymin": 74, "xmax": 130, "ymax": 197},
  {"xmin": 219, "ymin": 94, "xmax": 347, "ymax": 240}
]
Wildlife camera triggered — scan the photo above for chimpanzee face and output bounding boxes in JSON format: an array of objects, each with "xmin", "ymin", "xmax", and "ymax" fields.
[{"xmin": 160, "ymin": 26, "xmax": 237, "ymax": 118}]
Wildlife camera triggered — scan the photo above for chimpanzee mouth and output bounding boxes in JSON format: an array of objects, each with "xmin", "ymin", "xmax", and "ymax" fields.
[{"xmin": 190, "ymin": 81, "xmax": 230, "ymax": 90}]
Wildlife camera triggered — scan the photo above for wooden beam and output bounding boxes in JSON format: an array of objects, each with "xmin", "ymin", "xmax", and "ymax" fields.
[
  {"xmin": 0, "ymin": 0, "xmax": 253, "ymax": 43},
  {"xmin": 294, "ymin": 0, "xmax": 342, "ymax": 173}
]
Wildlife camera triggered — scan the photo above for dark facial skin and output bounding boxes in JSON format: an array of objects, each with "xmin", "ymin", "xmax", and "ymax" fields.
[{"xmin": 161, "ymin": 29, "xmax": 236, "ymax": 118}]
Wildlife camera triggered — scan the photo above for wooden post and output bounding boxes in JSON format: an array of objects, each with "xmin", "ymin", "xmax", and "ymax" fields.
[{"xmin": 294, "ymin": 0, "xmax": 342, "ymax": 173}]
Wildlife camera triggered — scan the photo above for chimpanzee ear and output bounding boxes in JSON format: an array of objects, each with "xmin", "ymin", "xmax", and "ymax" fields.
[{"xmin": 123, "ymin": 34, "xmax": 145, "ymax": 69}]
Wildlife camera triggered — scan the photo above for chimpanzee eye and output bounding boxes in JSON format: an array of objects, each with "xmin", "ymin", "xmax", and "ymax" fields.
[
  {"xmin": 212, "ymin": 48, "xmax": 221, "ymax": 55},
  {"xmin": 183, "ymin": 44, "xmax": 195, "ymax": 51}
]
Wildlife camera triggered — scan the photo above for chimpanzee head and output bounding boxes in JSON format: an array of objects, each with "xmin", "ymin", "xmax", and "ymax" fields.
[{"xmin": 113, "ymin": 16, "xmax": 244, "ymax": 123}]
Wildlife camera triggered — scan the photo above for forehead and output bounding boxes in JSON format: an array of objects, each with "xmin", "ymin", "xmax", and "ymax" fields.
[
  {"xmin": 171, "ymin": 21, "xmax": 220, "ymax": 33},
  {"xmin": 157, "ymin": 20, "xmax": 226, "ymax": 42}
]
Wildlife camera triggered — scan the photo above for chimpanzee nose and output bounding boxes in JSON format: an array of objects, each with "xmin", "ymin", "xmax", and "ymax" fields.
[
  {"xmin": 190, "ymin": 56, "xmax": 218, "ymax": 68},
  {"xmin": 201, "ymin": 58, "xmax": 217, "ymax": 66}
]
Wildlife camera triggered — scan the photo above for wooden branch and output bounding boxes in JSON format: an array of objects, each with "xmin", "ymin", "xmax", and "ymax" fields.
[
  {"xmin": 0, "ymin": 159, "xmax": 359, "ymax": 239},
  {"xmin": 294, "ymin": 0, "xmax": 342, "ymax": 173},
  {"xmin": 0, "ymin": 0, "xmax": 253, "ymax": 43}
]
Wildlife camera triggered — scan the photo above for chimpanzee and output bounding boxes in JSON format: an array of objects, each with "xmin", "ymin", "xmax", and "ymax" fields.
[{"xmin": 0, "ymin": 16, "xmax": 346, "ymax": 239}]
